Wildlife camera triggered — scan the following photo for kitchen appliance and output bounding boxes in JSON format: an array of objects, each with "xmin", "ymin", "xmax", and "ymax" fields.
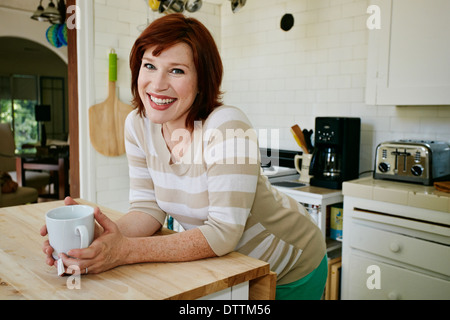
[
  {"xmin": 309, "ymin": 117, "xmax": 361, "ymax": 189},
  {"xmin": 373, "ymin": 140, "xmax": 450, "ymax": 185}
]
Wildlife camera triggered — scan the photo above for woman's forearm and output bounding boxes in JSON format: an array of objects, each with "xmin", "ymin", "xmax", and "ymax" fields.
[
  {"xmin": 122, "ymin": 228, "xmax": 217, "ymax": 264},
  {"xmin": 116, "ymin": 211, "xmax": 162, "ymax": 237},
  {"xmin": 114, "ymin": 211, "xmax": 217, "ymax": 264}
]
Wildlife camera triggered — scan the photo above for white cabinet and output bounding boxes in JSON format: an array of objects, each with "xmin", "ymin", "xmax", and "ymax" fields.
[
  {"xmin": 341, "ymin": 178, "xmax": 450, "ymax": 300},
  {"xmin": 366, "ymin": 0, "xmax": 450, "ymax": 105}
]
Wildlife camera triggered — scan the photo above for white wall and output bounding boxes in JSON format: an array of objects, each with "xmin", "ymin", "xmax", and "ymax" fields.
[{"xmin": 84, "ymin": 0, "xmax": 450, "ymax": 212}]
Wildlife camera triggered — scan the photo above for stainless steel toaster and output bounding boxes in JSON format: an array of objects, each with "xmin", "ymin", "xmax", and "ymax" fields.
[{"xmin": 374, "ymin": 140, "xmax": 450, "ymax": 185}]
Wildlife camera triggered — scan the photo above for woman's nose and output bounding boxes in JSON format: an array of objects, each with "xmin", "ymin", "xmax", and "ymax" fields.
[{"xmin": 151, "ymin": 71, "xmax": 169, "ymax": 92}]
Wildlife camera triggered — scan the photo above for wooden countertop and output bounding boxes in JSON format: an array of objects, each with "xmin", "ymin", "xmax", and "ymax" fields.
[{"xmin": 0, "ymin": 200, "xmax": 275, "ymax": 300}]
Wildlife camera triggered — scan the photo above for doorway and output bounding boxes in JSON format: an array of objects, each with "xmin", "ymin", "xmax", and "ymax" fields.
[{"xmin": 0, "ymin": 37, "xmax": 69, "ymax": 149}]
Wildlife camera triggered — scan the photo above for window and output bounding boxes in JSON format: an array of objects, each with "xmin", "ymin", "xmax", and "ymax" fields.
[
  {"xmin": 0, "ymin": 75, "xmax": 38, "ymax": 150},
  {"xmin": 41, "ymin": 77, "xmax": 67, "ymax": 141},
  {"xmin": 0, "ymin": 75, "xmax": 67, "ymax": 151}
]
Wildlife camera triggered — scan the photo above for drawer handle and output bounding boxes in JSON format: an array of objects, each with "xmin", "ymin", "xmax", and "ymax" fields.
[{"xmin": 389, "ymin": 241, "xmax": 401, "ymax": 253}]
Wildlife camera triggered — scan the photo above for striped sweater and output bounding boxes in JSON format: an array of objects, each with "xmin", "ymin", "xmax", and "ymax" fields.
[{"xmin": 125, "ymin": 105, "xmax": 326, "ymax": 285}]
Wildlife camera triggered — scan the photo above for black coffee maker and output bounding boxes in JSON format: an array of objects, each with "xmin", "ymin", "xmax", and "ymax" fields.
[{"xmin": 309, "ymin": 117, "xmax": 361, "ymax": 189}]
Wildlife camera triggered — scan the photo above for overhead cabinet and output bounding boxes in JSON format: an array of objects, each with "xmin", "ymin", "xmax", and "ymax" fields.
[{"xmin": 366, "ymin": 0, "xmax": 450, "ymax": 105}]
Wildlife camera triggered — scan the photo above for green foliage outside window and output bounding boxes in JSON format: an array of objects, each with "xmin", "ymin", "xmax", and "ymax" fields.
[{"xmin": 0, "ymin": 99, "xmax": 38, "ymax": 151}]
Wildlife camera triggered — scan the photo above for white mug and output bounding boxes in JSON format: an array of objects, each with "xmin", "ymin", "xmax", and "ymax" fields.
[
  {"xmin": 294, "ymin": 153, "xmax": 313, "ymax": 183},
  {"xmin": 45, "ymin": 205, "xmax": 94, "ymax": 260}
]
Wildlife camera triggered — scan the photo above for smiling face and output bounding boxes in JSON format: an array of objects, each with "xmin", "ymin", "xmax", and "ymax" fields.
[{"xmin": 138, "ymin": 42, "xmax": 198, "ymax": 129}]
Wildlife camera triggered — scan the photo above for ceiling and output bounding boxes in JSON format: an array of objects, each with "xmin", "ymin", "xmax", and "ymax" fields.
[{"xmin": 0, "ymin": 0, "xmax": 36, "ymax": 12}]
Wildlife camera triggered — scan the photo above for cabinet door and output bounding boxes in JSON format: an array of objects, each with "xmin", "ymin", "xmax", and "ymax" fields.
[
  {"xmin": 366, "ymin": 0, "xmax": 450, "ymax": 105},
  {"xmin": 348, "ymin": 255, "xmax": 450, "ymax": 300}
]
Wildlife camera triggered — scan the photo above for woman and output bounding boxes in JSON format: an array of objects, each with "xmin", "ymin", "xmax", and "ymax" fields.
[{"xmin": 41, "ymin": 13, "xmax": 327, "ymax": 300}]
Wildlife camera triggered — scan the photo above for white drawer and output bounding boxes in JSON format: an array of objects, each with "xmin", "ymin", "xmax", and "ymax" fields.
[
  {"xmin": 350, "ymin": 223, "xmax": 450, "ymax": 276},
  {"xmin": 347, "ymin": 255, "xmax": 450, "ymax": 300}
]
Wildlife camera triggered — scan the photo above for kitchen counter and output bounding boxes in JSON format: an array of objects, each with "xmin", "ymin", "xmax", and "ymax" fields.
[
  {"xmin": 341, "ymin": 177, "xmax": 450, "ymax": 299},
  {"xmin": 343, "ymin": 177, "xmax": 450, "ymax": 213},
  {"xmin": 0, "ymin": 200, "xmax": 275, "ymax": 300}
]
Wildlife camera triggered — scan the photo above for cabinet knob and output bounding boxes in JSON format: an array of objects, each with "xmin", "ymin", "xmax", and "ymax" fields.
[
  {"xmin": 389, "ymin": 241, "xmax": 401, "ymax": 253},
  {"xmin": 387, "ymin": 291, "xmax": 400, "ymax": 300}
]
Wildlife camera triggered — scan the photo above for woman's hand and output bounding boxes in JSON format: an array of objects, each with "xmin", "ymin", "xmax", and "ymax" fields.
[
  {"xmin": 58, "ymin": 206, "xmax": 129, "ymax": 275},
  {"xmin": 40, "ymin": 197, "xmax": 80, "ymax": 267},
  {"xmin": 40, "ymin": 197, "xmax": 105, "ymax": 271}
]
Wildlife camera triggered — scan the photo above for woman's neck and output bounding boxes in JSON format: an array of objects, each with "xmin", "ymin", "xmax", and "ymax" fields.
[{"xmin": 162, "ymin": 122, "xmax": 193, "ymax": 163}]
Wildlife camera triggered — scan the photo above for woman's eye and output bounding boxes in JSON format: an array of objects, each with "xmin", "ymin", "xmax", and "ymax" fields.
[
  {"xmin": 143, "ymin": 63, "xmax": 155, "ymax": 70},
  {"xmin": 171, "ymin": 68, "xmax": 184, "ymax": 74}
]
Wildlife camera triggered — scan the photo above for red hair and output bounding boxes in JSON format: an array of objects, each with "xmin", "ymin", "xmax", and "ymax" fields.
[{"xmin": 129, "ymin": 13, "xmax": 223, "ymax": 127}]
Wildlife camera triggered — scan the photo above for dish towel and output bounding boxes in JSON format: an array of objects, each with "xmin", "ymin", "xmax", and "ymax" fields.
[{"xmin": 434, "ymin": 181, "xmax": 450, "ymax": 193}]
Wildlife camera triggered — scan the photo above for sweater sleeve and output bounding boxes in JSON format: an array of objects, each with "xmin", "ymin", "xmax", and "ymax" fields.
[
  {"xmin": 198, "ymin": 107, "xmax": 260, "ymax": 256},
  {"xmin": 125, "ymin": 112, "xmax": 167, "ymax": 226}
]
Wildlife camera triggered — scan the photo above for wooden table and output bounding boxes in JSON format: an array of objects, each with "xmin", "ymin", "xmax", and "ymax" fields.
[
  {"xmin": 15, "ymin": 153, "xmax": 69, "ymax": 200},
  {"xmin": 0, "ymin": 200, "xmax": 276, "ymax": 300}
]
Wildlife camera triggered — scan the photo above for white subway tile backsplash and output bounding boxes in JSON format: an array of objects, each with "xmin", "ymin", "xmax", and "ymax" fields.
[
  {"xmin": 95, "ymin": 17, "xmax": 130, "ymax": 36},
  {"xmin": 307, "ymin": 0, "xmax": 331, "ymax": 11},
  {"xmin": 118, "ymin": 9, "xmax": 140, "ymax": 24},
  {"xmin": 94, "ymin": 32, "xmax": 119, "ymax": 48},
  {"xmin": 420, "ymin": 117, "xmax": 450, "ymax": 134},
  {"xmin": 317, "ymin": 34, "xmax": 341, "ymax": 49},
  {"xmin": 307, "ymin": 21, "xmax": 330, "ymax": 37},
  {"xmin": 318, "ymin": 5, "xmax": 342, "ymax": 22},
  {"xmin": 94, "ymin": 3, "xmax": 119, "ymax": 20},
  {"xmin": 329, "ymin": 18, "xmax": 354, "ymax": 34},
  {"xmin": 389, "ymin": 117, "xmax": 418, "ymax": 133},
  {"xmin": 341, "ymin": 1, "xmax": 367, "ymax": 19},
  {"xmin": 340, "ymin": 30, "xmax": 367, "ymax": 46},
  {"xmin": 340, "ymin": 59, "xmax": 366, "ymax": 74},
  {"xmin": 105, "ymin": 0, "xmax": 130, "ymax": 10}
]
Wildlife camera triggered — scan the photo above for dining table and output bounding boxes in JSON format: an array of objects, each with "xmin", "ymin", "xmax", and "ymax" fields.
[
  {"xmin": 15, "ymin": 151, "xmax": 70, "ymax": 200},
  {"xmin": 0, "ymin": 199, "xmax": 276, "ymax": 300}
]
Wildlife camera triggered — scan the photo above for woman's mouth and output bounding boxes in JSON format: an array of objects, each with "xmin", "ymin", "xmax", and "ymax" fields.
[{"xmin": 148, "ymin": 94, "xmax": 177, "ymax": 111}]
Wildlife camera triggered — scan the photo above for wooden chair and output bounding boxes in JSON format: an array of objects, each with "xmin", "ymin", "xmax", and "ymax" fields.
[{"xmin": 0, "ymin": 123, "xmax": 50, "ymax": 206}]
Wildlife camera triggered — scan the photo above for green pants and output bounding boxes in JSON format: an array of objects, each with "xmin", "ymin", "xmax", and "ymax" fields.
[{"xmin": 275, "ymin": 255, "xmax": 328, "ymax": 300}]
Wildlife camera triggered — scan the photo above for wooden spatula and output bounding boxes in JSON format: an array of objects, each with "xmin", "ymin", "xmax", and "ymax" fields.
[
  {"xmin": 290, "ymin": 124, "xmax": 310, "ymax": 154},
  {"xmin": 89, "ymin": 50, "xmax": 134, "ymax": 157}
]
